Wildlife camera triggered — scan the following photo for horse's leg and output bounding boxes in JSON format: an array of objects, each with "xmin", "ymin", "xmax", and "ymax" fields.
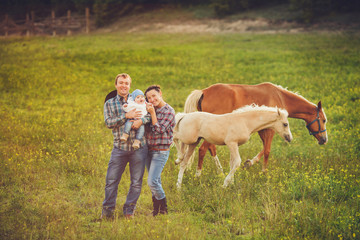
[
  {"xmin": 260, "ymin": 129, "xmax": 275, "ymax": 172},
  {"xmin": 196, "ymin": 142, "xmax": 223, "ymax": 177},
  {"xmin": 174, "ymin": 139, "xmax": 182, "ymax": 164},
  {"xmin": 196, "ymin": 141, "xmax": 210, "ymax": 177},
  {"xmin": 209, "ymin": 144, "xmax": 223, "ymax": 175},
  {"xmin": 176, "ymin": 142, "xmax": 199, "ymax": 189},
  {"xmin": 244, "ymin": 129, "xmax": 275, "ymax": 170},
  {"xmin": 244, "ymin": 149, "xmax": 264, "ymax": 168},
  {"xmin": 174, "ymin": 138, "xmax": 187, "ymax": 165},
  {"xmin": 244, "ymin": 130, "xmax": 266, "ymax": 167},
  {"xmin": 223, "ymin": 142, "xmax": 241, "ymax": 188},
  {"xmin": 177, "ymin": 160, "xmax": 187, "ymax": 189}
]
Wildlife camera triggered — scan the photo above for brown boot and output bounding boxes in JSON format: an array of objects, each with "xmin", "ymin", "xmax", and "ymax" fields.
[
  {"xmin": 125, "ymin": 214, "xmax": 134, "ymax": 220},
  {"xmin": 152, "ymin": 196, "xmax": 160, "ymax": 217},
  {"xmin": 159, "ymin": 197, "xmax": 168, "ymax": 215}
]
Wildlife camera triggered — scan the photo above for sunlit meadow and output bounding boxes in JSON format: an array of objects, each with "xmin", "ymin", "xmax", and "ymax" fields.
[{"xmin": 1, "ymin": 32, "xmax": 359, "ymax": 239}]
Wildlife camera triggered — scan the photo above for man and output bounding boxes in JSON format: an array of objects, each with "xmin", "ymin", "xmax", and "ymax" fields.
[{"xmin": 102, "ymin": 73, "xmax": 149, "ymax": 219}]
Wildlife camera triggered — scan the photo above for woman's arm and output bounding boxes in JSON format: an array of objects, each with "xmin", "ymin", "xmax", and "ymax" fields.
[{"xmin": 148, "ymin": 105, "xmax": 175, "ymax": 134}]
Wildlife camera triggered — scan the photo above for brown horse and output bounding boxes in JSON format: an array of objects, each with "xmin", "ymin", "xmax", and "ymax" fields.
[{"xmin": 183, "ymin": 82, "xmax": 328, "ymax": 175}]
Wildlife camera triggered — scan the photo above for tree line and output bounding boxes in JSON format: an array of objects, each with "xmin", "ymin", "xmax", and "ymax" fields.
[{"xmin": 2, "ymin": 0, "xmax": 360, "ymax": 26}]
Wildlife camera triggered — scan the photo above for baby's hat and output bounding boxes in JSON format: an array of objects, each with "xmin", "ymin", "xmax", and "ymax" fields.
[{"xmin": 132, "ymin": 89, "xmax": 144, "ymax": 100}]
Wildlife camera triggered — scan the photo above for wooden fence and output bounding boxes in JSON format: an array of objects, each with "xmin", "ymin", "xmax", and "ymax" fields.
[{"xmin": 0, "ymin": 8, "xmax": 92, "ymax": 37}]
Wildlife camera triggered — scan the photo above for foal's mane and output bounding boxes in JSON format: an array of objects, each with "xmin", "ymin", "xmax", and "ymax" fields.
[{"xmin": 232, "ymin": 104, "xmax": 288, "ymax": 117}]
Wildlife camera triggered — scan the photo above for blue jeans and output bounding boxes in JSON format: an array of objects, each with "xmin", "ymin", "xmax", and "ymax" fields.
[
  {"xmin": 146, "ymin": 150, "xmax": 170, "ymax": 200},
  {"xmin": 102, "ymin": 145, "xmax": 148, "ymax": 216},
  {"xmin": 124, "ymin": 120, "xmax": 145, "ymax": 140}
]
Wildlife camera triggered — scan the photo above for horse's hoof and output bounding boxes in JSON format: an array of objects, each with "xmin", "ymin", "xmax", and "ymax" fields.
[
  {"xmin": 222, "ymin": 178, "xmax": 231, "ymax": 188},
  {"xmin": 243, "ymin": 159, "xmax": 252, "ymax": 169},
  {"xmin": 175, "ymin": 159, "xmax": 181, "ymax": 165}
]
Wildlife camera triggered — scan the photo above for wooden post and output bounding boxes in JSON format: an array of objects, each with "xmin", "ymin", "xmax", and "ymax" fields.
[
  {"xmin": 51, "ymin": 10, "xmax": 56, "ymax": 36},
  {"xmin": 85, "ymin": 7, "xmax": 90, "ymax": 34},
  {"xmin": 4, "ymin": 14, "xmax": 8, "ymax": 37},
  {"xmin": 26, "ymin": 13, "xmax": 30, "ymax": 36},
  {"xmin": 67, "ymin": 10, "xmax": 71, "ymax": 36},
  {"xmin": 31, "ymin": 11, "xmax": 35, "ymax": 35}
]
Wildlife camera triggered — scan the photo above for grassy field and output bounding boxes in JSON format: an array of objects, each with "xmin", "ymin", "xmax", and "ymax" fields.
[{"xmin": 1, "ymin": 31, "xmax": 359, "ymax": 239}]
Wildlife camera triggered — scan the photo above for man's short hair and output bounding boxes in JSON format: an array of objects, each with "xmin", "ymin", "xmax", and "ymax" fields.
[{"xmin": 115, "ymin": 73, "xmax": 131, "ymax": 84}]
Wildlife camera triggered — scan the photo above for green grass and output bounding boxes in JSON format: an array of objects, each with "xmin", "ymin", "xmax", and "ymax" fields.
[{"xmin": 1, "ymin": 32, "xmax": 360, "ymax": 239}]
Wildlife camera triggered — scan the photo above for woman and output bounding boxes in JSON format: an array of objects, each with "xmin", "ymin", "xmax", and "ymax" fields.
[{"xmin": 145, "ymin": 85, "xmax": 175, "ymax": 216}]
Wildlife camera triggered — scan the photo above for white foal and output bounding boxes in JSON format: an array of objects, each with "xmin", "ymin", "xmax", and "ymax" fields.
[{"xmin": 174, "ymin": 105, "xmax": 292, "ymax": 188}]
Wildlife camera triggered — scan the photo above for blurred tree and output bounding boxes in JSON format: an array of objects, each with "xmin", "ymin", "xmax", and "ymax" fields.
[
  {"xmin": 72, "ymin": 0, "xmax": 94, "ymax": 12},
  {"xmin": 93, "ymin": 0, "xmax": 132, "ymax": 27},
  {"xmin": 290, "ymin": 0, "xmax": 360, "ymax": 23},
  {"xmin": 211, "ymin": 0, "xmax": 288, "ymax": 17},
  {"xmin": 50, "ymin": 0, "xmax": 75, "ymax": 15},
  {"xmin": 0, "ymin": 0, "xmax": 52, "ymax": 18},
  {"xmin": 1, "ymin": 0, "xmax": 359, "ymax": 25}
]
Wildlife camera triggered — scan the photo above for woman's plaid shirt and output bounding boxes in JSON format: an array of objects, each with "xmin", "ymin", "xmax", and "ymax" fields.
[
  {"xmin": 104, "ymin": 94, "xmax": 150, "ymax": 151},
  {"xmin": 146, "ymin": 103, "xmax": 175, "ymax": 150}
]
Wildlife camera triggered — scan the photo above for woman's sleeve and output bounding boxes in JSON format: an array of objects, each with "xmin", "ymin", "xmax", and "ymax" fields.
[{"xmin": 150, "ymin": 109, "xmax": 175, "ymax": 134}]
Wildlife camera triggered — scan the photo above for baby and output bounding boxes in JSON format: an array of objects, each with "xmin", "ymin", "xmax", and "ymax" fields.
[{"xmin": 120, "ymin": 89, "xmax": 148, "ymax": 150}]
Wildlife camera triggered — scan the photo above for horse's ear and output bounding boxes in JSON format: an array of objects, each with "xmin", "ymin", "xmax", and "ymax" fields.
[
  {"xmin": 277, "ymin": 108, "xmax": 281, "ymax": 116},
  {"xmin": 317, "ymin": 101, "xmax": 322, "ymax": 110}
]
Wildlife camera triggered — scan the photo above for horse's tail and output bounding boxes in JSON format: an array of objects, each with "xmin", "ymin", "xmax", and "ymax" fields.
[
  {"xmin": 184, "ymin": 90, "xmax": 203, "ymax": 113},
  {"xmin": 183, "ymin": 90, "xmax": 203, "ymax": 169},
  {"xmin": 174, "ymin": 112, "xmax": 187, "ymax": 165},
  {"xmin": 175, "ymin": 112, "xmax": 186, "ymax": 132}
]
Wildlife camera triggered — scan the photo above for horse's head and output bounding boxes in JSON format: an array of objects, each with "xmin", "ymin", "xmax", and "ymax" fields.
[
  {"xmin": 274, "ymin": 108, "xmax": 293, "ymax": 143},
  {"xmin": 306, "ymin": 101, "xmax": 328, "ymax": 145}
]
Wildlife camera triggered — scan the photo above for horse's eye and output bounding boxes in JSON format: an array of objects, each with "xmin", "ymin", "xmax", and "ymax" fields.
[
  {"xmin": 323, "ymin": 120, "xmax": 326, "ymax": 123},
  {"xmin": 283, "ymin": 123, "xmax": 288, "ymax": 127}
]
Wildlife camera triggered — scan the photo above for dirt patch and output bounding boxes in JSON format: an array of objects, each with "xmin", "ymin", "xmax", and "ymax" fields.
[
  {"xmin": 99, "ymin": 17, "xmax": 304, "ymax": 34},
  {"xmin": 96, "ymin": 6, "xmax": 359, "ymax": 34},
  {"xmin": 127, "ymin": 19, "xmax": 294, "ymax": 33}
]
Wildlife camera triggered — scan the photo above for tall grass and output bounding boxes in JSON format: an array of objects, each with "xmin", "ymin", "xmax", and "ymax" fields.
[{"xmin": 1, "ymin": 32, "xmax": 359, "ymax": 239}]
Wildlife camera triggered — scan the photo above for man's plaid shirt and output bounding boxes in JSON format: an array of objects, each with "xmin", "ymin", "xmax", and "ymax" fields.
[
  {"xmin": 104, "ymin": 94, "xmax": 150, "ymax": 151},
  {"xmin": 146, "ymin": 103, "xmax": 175, "ymax": 150}
]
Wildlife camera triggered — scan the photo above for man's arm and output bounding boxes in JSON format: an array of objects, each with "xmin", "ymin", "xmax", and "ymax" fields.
[{"xmin": 104, "ymin": 101, "xmax": 126, "ymax": 129}]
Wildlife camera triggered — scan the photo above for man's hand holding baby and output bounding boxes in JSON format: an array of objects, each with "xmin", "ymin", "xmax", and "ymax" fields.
[{"xmin": 125, "ymin": 109, "xmax": 142, "ymax": 119}]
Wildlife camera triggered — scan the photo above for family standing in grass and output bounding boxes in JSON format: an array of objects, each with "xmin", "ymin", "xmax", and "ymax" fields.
[{"xmin": 102, "ymin": 73, "xmax": 175, "ymax": 219}]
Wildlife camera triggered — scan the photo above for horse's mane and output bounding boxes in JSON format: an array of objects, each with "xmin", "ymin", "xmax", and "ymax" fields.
[
  {"xmin": 232, "ymin": 104, "xmax": 288, "ymax": 117},
  {"xmin": 271, "ymin": 83, "xmax": 300, "ymax": 96},
  {"xmin": 272, "ymin": 83, "xmax": 317, "ymax": 107}
]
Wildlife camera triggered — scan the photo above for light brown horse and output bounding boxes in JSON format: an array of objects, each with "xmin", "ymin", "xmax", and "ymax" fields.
[
  {"xmin": 184, "ymin": 82, "xmax": 328, "ymax": 176},
  {"xmin": 174, "ymin": 105, "xmax": 292, "ymax": 188}
]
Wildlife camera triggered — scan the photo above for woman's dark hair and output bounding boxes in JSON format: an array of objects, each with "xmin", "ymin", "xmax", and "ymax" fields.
[
  {"xmin": 144, "ymin": 85, "xmax": 161, "ymax": 102},
  {"xmin": 145, "ymin": 85, "xmax": 161, "ymax": 96}
]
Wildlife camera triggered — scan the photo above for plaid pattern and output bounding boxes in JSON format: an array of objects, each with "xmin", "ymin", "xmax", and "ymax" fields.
[
  {"xmin": 146, "ymin": 103, "xmax": 175, "ymax": 149},
  {"xmin": 104, "ymin": 94, "xmax": 150, "ymax": 151}
]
